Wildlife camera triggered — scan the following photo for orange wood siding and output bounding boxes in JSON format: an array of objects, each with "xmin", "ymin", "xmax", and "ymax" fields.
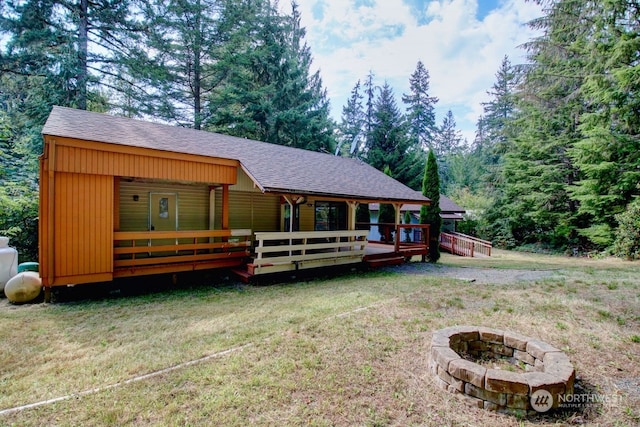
[
  {"xmin": 39, "ymin": 155, "xmax": 51, "ymax": 285},
  {"xmin": 50, "ymin": 138, "xmax": 237, "ymax": 184},
  {"xmin": 39, "ymin": 136, "xmax": 241, "ymax": 287},
  {"xmin": 51, "ymin": 172, "xmax": 114, "ymax": 285}
]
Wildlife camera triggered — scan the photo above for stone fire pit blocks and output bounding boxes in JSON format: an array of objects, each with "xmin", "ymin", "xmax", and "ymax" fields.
[{"xmin": 429, "ymin": 326, "xmax": 575, "ymax": 414}]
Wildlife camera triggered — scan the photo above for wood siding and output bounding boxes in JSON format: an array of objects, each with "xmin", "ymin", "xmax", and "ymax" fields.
[
  {"xmin": 299, "ymin": 202, "xmax": 315, "ymax": 231},
  {"xmin": 50, "ymin": 137, "xmax": 237, "ymax": 184},
  {"xmin": 39, "ymin": 137, "xmax": 240, "ymax": 287},
  {"xmin": 215, "ymin": 190, "xmax": 280, "ymax": 232},
  {"xmin": 51, "ymin": 172, "xmax": 114, "ymax": 284},
  {"xmin": 118, "ymin": 181, "xmax": 210, "ymax": 232}
]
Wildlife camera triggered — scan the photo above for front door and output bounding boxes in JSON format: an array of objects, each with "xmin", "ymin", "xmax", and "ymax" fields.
[{"xmin": 149, "ymin": 193, "xmax": 178, "ymax": 251}]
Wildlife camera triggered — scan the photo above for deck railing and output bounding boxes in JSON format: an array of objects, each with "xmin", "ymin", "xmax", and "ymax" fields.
[
  {"xmin": 440, "ymin": 231, "xmax": 492, "ymax": 257},
  {"xmin": 250, "ymin": 230, "xmax": 369, "ymax": 275},
  {"xmin": 362, "ymin": 223, "xmax": 430, "ymax": 258},
  {"xmin": 113, "ymin": 229, "xmax": 252, "ymax": 275}
]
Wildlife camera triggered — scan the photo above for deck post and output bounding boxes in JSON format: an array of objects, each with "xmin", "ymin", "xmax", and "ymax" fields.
[
  {"xmin": 221, "ymin": 184, "xmax": 230, "ymax": 230},
  {"xmin": 394, "ymin": 203, "xmax": 402, "ymax": 253}
]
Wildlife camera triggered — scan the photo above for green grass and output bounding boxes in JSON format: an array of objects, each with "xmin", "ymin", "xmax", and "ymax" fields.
[{"xmin": 0, "ymin": 251, "xmax": 639, "ymax": 426}]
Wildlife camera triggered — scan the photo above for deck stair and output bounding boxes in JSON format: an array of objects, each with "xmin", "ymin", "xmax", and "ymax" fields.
[
  {"xmin": 362, "ymin": 251, "xmax": 405, "ymax": 268},
  {"xmin": 440, "ymin": 232, "xmax": 492, "ymax": 257}
]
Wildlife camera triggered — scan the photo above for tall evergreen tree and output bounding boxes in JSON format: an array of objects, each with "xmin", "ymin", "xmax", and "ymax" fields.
[
  {"xmin": 402, "ymin": 60, "xmax": 438, "ymax": 151},
  {"xmin": 131, "ymin": 0, "xmax": 226, "ymax": 129},
  {"xmin": 433, "ymin": 109, "xmax": 464, "ymax": 192},
  {"xmin": 1, "ymin": 0, "xmax": 139, "ymax": 112},
  {"xmin": 337, "ymin": 80, "xmax": 364, "ymax": 156},
  {"xmin": 207, "ymin": 1, "xmax": 335, "ymax": 152},
  {"xmin": 367, "ymin": 82, "xmax": 422, "ymax": 188},
  {"xmin": 481, "ymin": 56, "xmax": 517, "ymax": 156},
  {"xmin": 378, "ymin": 166, "xmax": 396, "ymax": 242},
  {"xmin": 485, "ymin": 0, "xmax": 588, "ymax": 250},
  {"xmin": 420, "ymin": 150, "xmax": 441, "ymax": 262},
  {"xmin": 569, "ymin": 0, "xmax": 640, "ymax": 247},
  {"xmin": 363, "ymin": 70, "xmax": 377, "ymax": 152},
  {"xmin": 434, "ymin": 109, "xmax": 464, "ymax": 157}
]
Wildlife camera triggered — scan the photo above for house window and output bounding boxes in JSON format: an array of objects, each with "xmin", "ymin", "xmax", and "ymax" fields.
[{"xmin": 315, "ymin": 202, "xmax": 347, "ymax": 231}]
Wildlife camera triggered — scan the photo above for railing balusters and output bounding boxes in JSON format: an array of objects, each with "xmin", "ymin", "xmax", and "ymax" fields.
[{"xmin": 440, "ymin": 231, "xmax": 491, "ymax": 257}]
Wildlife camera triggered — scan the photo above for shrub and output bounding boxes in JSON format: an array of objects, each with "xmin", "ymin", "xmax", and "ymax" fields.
[{"xmin": 612, "ymin": 198, "xmax": 640, "ymax": 260}]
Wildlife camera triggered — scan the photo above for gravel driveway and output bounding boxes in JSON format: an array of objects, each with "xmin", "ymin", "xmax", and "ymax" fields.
[{"xmin": 386, "ymin": 262, "xmax": 557, "ymax": 285}]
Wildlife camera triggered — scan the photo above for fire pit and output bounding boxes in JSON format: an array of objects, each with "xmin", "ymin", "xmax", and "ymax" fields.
[{"xmin": 429, "ymin": 326, "xmax": 575, "ymax": 414}]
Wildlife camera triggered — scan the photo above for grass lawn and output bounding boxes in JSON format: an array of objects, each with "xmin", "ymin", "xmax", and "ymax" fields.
[{"xmin": 1, "ymin": 250, "xmax": 639, "ymax": 426}]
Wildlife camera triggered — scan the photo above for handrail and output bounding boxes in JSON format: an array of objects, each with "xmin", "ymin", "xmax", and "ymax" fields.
[
  {"xmin": 113, "ymin": 229, "xmax": 252, "ymax": 240},
  {"xmin": 113, "ymin": 229, "xmax": 252, "ymax": 269},
  {"xmin": 440, "ymin": 231, "xmax": 491, "ymax": 257},
  {"xmin": 449, "ymin": 231, "xmax": 492, "ymax": 246},
  {"xmin": 251, "ymin": 230, "xmax": 369, "ymax": 274}
]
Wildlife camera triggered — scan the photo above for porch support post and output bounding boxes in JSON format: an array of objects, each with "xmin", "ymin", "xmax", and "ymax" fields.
[
  {"xmin": 208, "ymin": 186, "xmax": 216, "ymax": 231},
  {"xmin": 393, "ymin": 203, "xmax": 403, "ymax": 253},
  {"xmin": 347, "ymin": 201, "xmax": 358, "ymax": 231},
  {"xmin": 221, "ymin": 184, "xmax": 230, "ymax": 230}
]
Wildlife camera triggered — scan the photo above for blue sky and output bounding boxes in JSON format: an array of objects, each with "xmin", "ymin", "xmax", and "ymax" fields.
[{"xmin": 288, "ymin": 0, "xmax": 543, "ymax": 143}]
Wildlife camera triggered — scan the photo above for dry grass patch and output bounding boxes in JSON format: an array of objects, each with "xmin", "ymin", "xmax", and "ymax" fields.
[{"xmin": 1, "ymin": 252, "xmax": 639, "ymax": 426}]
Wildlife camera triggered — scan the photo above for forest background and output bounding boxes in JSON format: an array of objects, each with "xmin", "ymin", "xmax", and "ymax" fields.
[{"xmin": 1, "ymin": 0, "xmax": 639, "ymax": 262}]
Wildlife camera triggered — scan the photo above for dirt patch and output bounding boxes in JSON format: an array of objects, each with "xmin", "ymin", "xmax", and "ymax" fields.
[{"xmin": 386, "ymin": 262, "xmax": 556, "ymax": 285}]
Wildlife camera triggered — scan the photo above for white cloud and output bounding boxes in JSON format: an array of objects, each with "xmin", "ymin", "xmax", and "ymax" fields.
[{"xmin": 292, "ymin": 0, "xmax": 543, "ymax": 143}]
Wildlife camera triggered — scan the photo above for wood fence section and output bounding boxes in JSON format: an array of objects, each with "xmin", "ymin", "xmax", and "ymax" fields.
[
  {"xmin": 249, "ymin": 230, "xmax": 369, "ymax": 275},
  {"xmin": 440, "ymin": 232, "xmax": 492, "ymax": 257},
  {"xmin": 113, "ymin": 229, "xmax": 252, "ymax": 277}
]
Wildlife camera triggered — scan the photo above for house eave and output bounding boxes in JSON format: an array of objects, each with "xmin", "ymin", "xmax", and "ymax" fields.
[{"xmin": 262, "ymin": 187, "xmax": 431, "ymax": 205}]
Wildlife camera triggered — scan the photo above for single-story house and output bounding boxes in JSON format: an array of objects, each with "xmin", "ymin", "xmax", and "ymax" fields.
[
  {"xmin": 368, "ymin": 194, "xmax": 466, "ymax": 241},
  {"xmin": 39, "ymin": 106, "xmax": 430, "ymax": 295}
]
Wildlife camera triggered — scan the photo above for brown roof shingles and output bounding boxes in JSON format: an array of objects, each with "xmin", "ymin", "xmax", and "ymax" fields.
[{"xmin": 43, "ymin": 106, "xmax": 430, "ymax": 204}]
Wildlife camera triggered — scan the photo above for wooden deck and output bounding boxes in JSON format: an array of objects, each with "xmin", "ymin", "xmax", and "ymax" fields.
[
  {"xmin": 110, "ymin": 225, "xmax": 431, "ymax": 283},
  {"xmin": 113, "ymin": 229, "xmax": 252, "ymax": 278}
]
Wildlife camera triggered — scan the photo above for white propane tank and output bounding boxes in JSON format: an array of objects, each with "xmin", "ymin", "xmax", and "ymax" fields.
[{"xmin": 0, "ymin": 236, "xmax": 19, "ymax": 294}]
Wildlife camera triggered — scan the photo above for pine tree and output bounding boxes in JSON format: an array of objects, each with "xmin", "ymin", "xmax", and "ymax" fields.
[
  {"xmin": 378, "ymin": 166, "xmax": 396, "ymax": 242},
  {"xmin": 367, "ymin": 82, "xmax": 422, "ymax": 188},
  {"xmin": 337, "ymin": 80, "xmax": 365, "ymax": 156},
  {"xmin": 402, "ymin": 60, "xmax": 438, "ymax": 151},
  {"xmin": 481, "ymin": 56, "xmax": 517, "ymax": 156},
  {"xmin": 207, "ymin": 1, "xmax": 335, "ymax": 152},
  {"xmin": 1, "ymin": 0, "xmax": 139, "ymax": 112},
  {"xmin": 420, "ymin": 150, "xmax": 441, "ymax": 262},
  {"xmin": 485, "ymin": 0, "xmax": 589, "ymax": 251},
  {"xmin": 130, "ymin": 0, "xmax": 226, "ymax": 129},
  {"xmin": 569, "ymin": 0, "xmax": 640, "ymax": 247},
  {"xmin": 433, "ymin": 110, "xmax": 464, "ymax": 192},
  {"xmin": 363, "ymin": 70, "xmax": 376, "ymax": 152}
]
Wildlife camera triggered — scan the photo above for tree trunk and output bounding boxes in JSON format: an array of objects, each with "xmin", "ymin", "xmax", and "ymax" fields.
[{"xmin": 77, "ymin": 0, "xmax": 89, "ymax": 110}]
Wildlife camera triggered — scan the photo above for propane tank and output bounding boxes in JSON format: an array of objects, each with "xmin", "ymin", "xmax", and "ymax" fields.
[{"xmin": 0, "ymin": 236, "xmax": 19, "ymax": 294}]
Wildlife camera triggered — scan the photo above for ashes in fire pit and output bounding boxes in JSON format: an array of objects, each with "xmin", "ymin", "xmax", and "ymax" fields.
[{"xmin": 429, "ymin": 326, "xmax": 575, "ymax": 415}]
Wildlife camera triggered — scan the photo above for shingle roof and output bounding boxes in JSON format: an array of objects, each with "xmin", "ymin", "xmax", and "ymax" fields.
[
  {"xmin": 370, "ymin": 193, "xmax": 466, "ymax": 214},
  {"xmin": 43, "ymin": 106, "xmax": 430, "ymax": 204}
]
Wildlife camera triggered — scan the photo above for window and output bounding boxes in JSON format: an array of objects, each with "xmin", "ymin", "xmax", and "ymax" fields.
[{"xmin": 315, "ymin": 202, "xmax": 347, "ymax": 231}]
